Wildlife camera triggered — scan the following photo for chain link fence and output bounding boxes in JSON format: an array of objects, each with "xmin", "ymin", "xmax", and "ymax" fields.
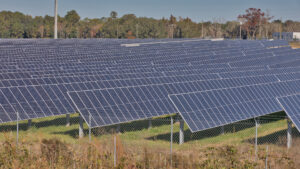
[{"xmin": 0, "ymin": 113, "xmax": 299, "ymax": 168}]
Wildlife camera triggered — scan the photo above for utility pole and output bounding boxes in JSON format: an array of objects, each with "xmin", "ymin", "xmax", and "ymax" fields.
[{"xmin": 54, "ymin": 0, "xmax": 58, "ymax": 39}]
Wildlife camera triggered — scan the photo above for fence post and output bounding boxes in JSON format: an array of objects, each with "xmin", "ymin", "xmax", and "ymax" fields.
[
  {"xmin": 79, "ymin": 114, "xmax": 84, "ymax": 138},
  {"xmin": 257, "ymin": 117, "xmax": 261, "ymax": 126},
  {"xmin": 16, "ymin": 111, "xmax": 19, "ymax": 146},
  {"xmin": 170, "ymin": 116, "xmax": 173, "ymax": 167},
  {"xmin": 28, "ymin": 119, "xmax": 32, "ymax": 128},
  {"xmin": 114, "ymin": 135, "xmax": 117, "ymax": 167},
  {"xmin": 220, "ymin": 126, "xmax": 225, "ymax": 135},
  {"xmin": 89, "ymin": 114, "xmax": 91, "ymax": 142},
  {"xmin": 179, "ymin": 118, "xmax": 184, "ymax": 145},
  {"xmin": 255, "ymin": 118, "xmax": 258, "ymax": 160},
  {"xmin": 148, "ymin": 118, "xmax": 152, "ymax": 130},
  {"xmin": 265, "ymin": 145, "xmax": 268, "ymax": 169},
  {"xmin": 66, "ymin": 114, "xmax": 70, "ymax": 127},
  {"xmin": 116, "ymin": 124, "xmax": 121, "ymax": 134},
  {"xmin": 287, "ymin": 118, "xmax": 292, "ymax": 149}
]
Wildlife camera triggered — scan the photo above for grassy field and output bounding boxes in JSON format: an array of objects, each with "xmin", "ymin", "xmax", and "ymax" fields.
[
  {"xmin": 0, "ymin": 114, "xmax": 291, "ymax": 146},
  {"xmin": 0, "ymin": 114, "xmax": 299, "ymax": 168}
]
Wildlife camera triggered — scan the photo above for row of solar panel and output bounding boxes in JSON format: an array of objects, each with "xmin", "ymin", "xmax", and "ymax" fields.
[
  {"xmin": 3, "ymin": 64, "xmax": 300, "ymax": 88},
  {"xmin": 0, "ymin": 46, "xmax": 293, "ymax": 68},
  {"xmin": 2, "ymin": 68, "xmax": 300, "ymax": 89},
  {"xmin": 1, "ymin": 47, "xmax": 290, "ymax": 70},
  {"xmin": 1, "ymin": 51, "xmax": 300, "ymax": 81},
  {"xmin": 0, "ymin": 40, "xmax": 287, "ymax": 64},
  {"xmin": 0, "ymin": 39, "xmax": 297, "ymax": 134},
  {"xmin": 1, "ymin": 69, "xmax": 299, "ymax": 125},
  {"xmin": 1, "ymin": 49, "xmax": 299, "ymax": 79},
  {"xmin": 169, "ymin": 79, "xmax": 300, "ymax": 132},
  {"xmin": 0, "ymin": 46, "xmax": 269, "ymax": 67}
]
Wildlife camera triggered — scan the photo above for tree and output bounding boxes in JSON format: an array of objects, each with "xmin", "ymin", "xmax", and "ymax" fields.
[
  {"xmin": 110, "ymin": 11, "xmax": 118, "ymax": 19},
  {"xmin": 65, "ymin": 10, "xmax": 80, "ymax": 25},
  {"xmin": 167, "ymin": 15, "xmax": 177, "ymax": 38},
  {"xmin": 0, "ymin": 9, "xmax": 299, "ymax": 39},
  {"xmin": 64, "ymin": 10, "xmax": 80, "ymax": 38},
  {"xmin": 223, "ymin": 21, "xmax": 240, "ymax": 39},
  {"xmin": 284, "ymin": 20, "xmax": 300, "ymax": 32},
  {"xmin": 238, "ymin": 8, "xmax": 272, "ymax": 39},
  {"xmin": 176, "ymin": 17, "xmax": 201, "ymax": 38}
]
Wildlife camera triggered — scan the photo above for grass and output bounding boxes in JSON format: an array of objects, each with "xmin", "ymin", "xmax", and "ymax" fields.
[
  {"xmin": 0, "ymin": 114, "xmax": 299, "ymax": 168},
  {"xmin": 290, "ymin": 41, "xmax": 300, "ymax": 49},
  {"xmin": 0, "ymin": 114, "xmax": 83, "ymax": 143},
  {"xmin": 0, "ymin": 113, "xmax": 294, "ymax": 148}
]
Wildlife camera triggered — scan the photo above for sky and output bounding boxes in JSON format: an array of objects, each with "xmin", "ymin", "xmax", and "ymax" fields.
[{"xmin": 0, "ymin": 0, "xmax": 299, "ymax": 22}]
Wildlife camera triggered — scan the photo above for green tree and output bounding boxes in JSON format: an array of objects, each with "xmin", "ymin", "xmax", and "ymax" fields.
[
  {"xmin": 64, "ymin": 10, "xmax": 80, "ymax": 38},
  {"xmin": 0, "ymin": 9, "xmax": 299, "ymax": 39},
  {"xmin": 110, "ymin": 11, "xmax": 118, "ymax": 19}
]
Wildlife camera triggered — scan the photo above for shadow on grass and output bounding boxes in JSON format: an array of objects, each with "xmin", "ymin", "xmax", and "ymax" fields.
[
  {"xmin": 52, "ymin": 118, "xmax": 171, "ymax": 139},
  {"xmin": 244, "ymin": 127, "xmax": 300, "ymax": 146},
  {"xmin": 50, "ymin": 116, "xmax": 288, "ymax": 141},
  {"xmin": 51, "ymin": 128, "xmax": 86, "ymax": 139},
  {"xmin": 146, "ymin": 112, "xmax": 287, "ymax": 143},
  {"xmin": 0, "ymin": 111, "xmax": 288, "ymax": 142},
  {"xmin": 146, "ymin": 121, "xmax": 258, "ymax": 143},
  {"xmin": 0, "ymin": 116, "xmax": 79, "ymax": 132}
]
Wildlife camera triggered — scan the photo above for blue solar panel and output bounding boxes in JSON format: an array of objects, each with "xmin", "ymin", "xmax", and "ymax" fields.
[
  {"xmin": 169, "ymin": 79, "xmax": 300, "ymax": 132},
  {"xmin": 277, "ymin": 94, "xmax": 300, "ymax": 131},
  {"xmin": 68, "ymin": 75, "xmax": 282, "ymax": 127},
  {"xmin": 229, "ymin": 52, "xmax": 300, "ymax": 68},
  {"xmin": 1, "ymin": 39, "xmax": 298, "ymax": 134}
]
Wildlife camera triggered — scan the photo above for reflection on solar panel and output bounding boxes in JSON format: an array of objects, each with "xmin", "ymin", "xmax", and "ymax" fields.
[{"xmin": 1, "ymin": 38, "xmax": 300, "ymax": 134}]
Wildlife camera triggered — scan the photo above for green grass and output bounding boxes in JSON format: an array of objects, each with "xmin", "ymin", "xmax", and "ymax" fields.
[
  {"xmin": 0, "ymin": 114, "xmax": 83, "ymax": 143},
  {"xmin": 0, "ymin": 113, "xmax": 294, "ymax": 151}
]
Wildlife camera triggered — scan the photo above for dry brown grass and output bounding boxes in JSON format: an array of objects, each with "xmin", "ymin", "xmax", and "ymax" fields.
[
  {"xmin": 0, "ymin": 135, "xmax": 299, "ymax": 169},
  {"xmin": 290, "ymin": 42, "xmax": 300, "ymax": 49}
]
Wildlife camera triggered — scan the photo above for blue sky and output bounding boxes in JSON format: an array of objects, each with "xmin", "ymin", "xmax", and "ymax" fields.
[{"xmin": 0, "ymin": 0, "xmax": 299, "ymax": 22}]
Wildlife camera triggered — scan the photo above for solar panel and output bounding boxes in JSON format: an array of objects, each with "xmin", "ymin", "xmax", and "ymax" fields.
[
  {"xmin": 169, "ymin": 79, "xmax": 300, "ymax": 132},
  {"xmin": 277, "ymin": 94, "xmax": 300, "ymax": 131},
  {"xmin": 229, "ymin": 52, "xmax": 300, "ymax": 68},
  {"xmin": 1, "ymin": 39, "xmax": 299, "ymax": 135},
  {"xmin": 6, "ymin": 64, "xmax": 300, "ymax": 124},
  {"xmin": 68, "ymin": 75, "xmax": 282, "ymax": 128}
]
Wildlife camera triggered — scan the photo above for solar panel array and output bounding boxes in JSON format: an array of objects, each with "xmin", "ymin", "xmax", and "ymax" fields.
[
  {"xmin": 277, "ymin": 95, "xmax": 300, "ymax": 131},
  {"xmin": 1, "ymin": 38, "xmax": 300, "ymax": 133}
]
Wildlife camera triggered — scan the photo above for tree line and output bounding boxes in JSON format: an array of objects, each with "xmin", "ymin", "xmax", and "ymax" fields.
[{"xmin": 0, "ymin": 8, "xmax": 299, "ymax": 39}]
